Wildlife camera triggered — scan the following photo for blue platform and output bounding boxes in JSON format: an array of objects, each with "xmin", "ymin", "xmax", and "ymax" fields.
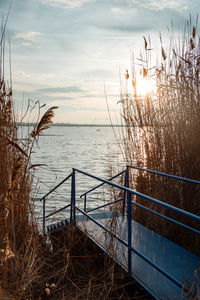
[
  {"xmin": 48, "ymin": 209, "xmax": 200, "ymax": 300},
  {"xmin": 75, "ymin": 210, "xmax": 199, "ymax": 300},
  {"xmin": 43, "ymin": 166, "xmax": 200, "ymax": 300}
]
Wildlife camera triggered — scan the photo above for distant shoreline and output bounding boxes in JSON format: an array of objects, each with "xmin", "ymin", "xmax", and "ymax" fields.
[{"xmin": 19, "ymin": 123, "xmax": 125, "ymax": 127}]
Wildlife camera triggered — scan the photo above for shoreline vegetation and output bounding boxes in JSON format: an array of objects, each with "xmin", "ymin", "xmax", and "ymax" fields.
[
  {"xmin": 0, "ymin": 10, "xmax": 200, "ymax": 300},
  {"xmin": 116, "ymin": 17, "xmax": 200, "ymax": 259},
  {"xmin": 0, "ymin": 14, "xmax": 147, "ymax": 300},
  {"xmin": 0, "ymin": 91, "xmax": 143, "ymax": 298}
]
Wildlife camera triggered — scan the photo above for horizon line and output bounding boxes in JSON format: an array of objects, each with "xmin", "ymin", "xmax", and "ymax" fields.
[{"xmin": 19, "ymin": 122, "xmax": 124, "ymax": 127}]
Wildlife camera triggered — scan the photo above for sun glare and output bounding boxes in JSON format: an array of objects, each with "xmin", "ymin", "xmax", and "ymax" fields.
[
  {"xmin": 136, "ymin": 74, "xmax": 156, "ymax": 97},
  {"xmin": 126, "ymin": 69, "xmax": 157, "ymax": 97}
]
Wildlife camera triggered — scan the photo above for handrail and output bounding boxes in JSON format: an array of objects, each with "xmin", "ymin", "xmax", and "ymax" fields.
[
  {"xmin": 74, "ymin": 168, "xmax": 200, "ymax": 222},
  {"xmin": 40, "ymin": 172, "xmax": 72, "ymax": 201},
  {"xmin": 40, "ymin": 172, "xmax": 72, "ymax": 234},
  {"xmin": 80, "ymin": 169, "xmax": 126, "ymax": 198},
  {"xmin": 127, "ymin": 165, "xmax": 200, "ymax": 185},
  {"xmin": 41, "ymin": 166, "xmax": 199, "ymax": 297},
  {"xmin": 132, "ymin": 201, "xmax": 200, "ymax": 235},
  {"xmin": 86, "ymin": 198, "xmax": 123, "ymax": 213},
  {"xmin": 75, "ymin": 207, "xmax": 185, "ymax": 290},
  {"xmin": 45, "ymin": 204, "xmax": 71, "ymax": 219}
]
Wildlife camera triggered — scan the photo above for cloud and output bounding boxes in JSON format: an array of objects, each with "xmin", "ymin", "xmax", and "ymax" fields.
[
  {"xmin": 42, "ymin": 0, "xmax": 95, "ymax": 9},
  {"xmin": 46, "ymin": 92, "xmax": 79, "ymax": 98},
  {"xmin": 13, "ymin": 71, "xmax": 55, "ymax": 82},
  {"xmin": 14, "ymin": 31, "xmax": 41, "ymax": 43},
  {"xmin": 41, "ymin": 73, "xmax": 55, "ymax": 79},
  {"xmin": 132, "ymin": 0, "xmax": 189, "ymax": 12},
  {"xmin": 13, "ymin": 70, "xmax": 31, "ymax": 78},
  {"xmin": 111, "ymin": 7, "xmax": 125, "ymax": 14},
  {"xmin": 7, "ymin": 0, "xmax": 197, "ymax": 125},
  {"xmin": 37, "ymin": 86, "xmax": 84, "ymax": 93},
  {"xmin": 92, "ymin": 0, "xmax": 190, "ymax": 34},
  {"xmin": 21, "ymin": 42, "xmax": 33, "ymax": 47}
]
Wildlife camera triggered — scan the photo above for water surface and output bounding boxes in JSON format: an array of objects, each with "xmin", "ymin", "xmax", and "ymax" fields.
[{"xmin": 30, "ymin": 126, "xmax": 124, "ymax": 222}]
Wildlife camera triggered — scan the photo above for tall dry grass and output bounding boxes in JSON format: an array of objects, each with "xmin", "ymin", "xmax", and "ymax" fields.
[
  {"xmin": 0, "ymin": 19, "xmax": 59, "ymax": 296},
  {"xmin": 0, "ymin": 18, "xmax": 146, "ymax": 299},
  {"xmin": 119, "ymin": 17, "xmax": 200, "ymax": 255},
  {"xmin": 47, "ymin": 224, "xmax": 148, "ymax": 300}
]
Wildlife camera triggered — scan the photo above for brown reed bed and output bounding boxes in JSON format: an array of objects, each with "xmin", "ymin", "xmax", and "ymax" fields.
[
  {"xmin": 116, "ymin": 17, "xmax": 200, "ymax": 256},
  {"xmin": 0, "ymin": 67, "xmax": 58, "ymax": 296},
  {"xmin": 0, "ymin": 18, "xmax": 149, "ymax": 299}
]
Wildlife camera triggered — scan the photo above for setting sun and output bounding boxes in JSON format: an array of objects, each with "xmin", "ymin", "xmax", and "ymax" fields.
[
  {"xmin": 126, "ymin": 69, "xmax": 157, "ymax": 97},
  {"xmin": 135, "ymin": 74, "xmax": 156, "ymax": 97}
]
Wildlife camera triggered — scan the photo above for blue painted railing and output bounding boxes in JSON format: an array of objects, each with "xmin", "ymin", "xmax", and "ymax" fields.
[{"xmin": 40, "ymin": 165, "xmax": 200, "ymax": 295}]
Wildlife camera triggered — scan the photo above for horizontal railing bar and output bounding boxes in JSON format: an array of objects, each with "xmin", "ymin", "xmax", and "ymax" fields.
[
  {"xmin": 86, "ymin": 198, "xmax": 123, "ymax": 213},
  {"xmin": 74, "ymin": 168, "xmax": 200, "ymax": 223},
  {"xmin": 127, "ymin": 165, "xmax": 200, "ymax": 185},
  {"xmin": 84, "ymin": 197, "xmax": 109, "ymax": 201},
  {"xmin": 40, "ymin": 172, "xmax": 73, "ymax": 201},
  {"xmin": 75, "ymin": 207, "xmax": 184, "ymax": 290},
  {"xmin": 80, "ymin": 169, "xmax": 126, "ymax": 198},
  {"xmin": 45, "ymin": 204, "xmax": 71, "ymax": 219},
  {"xmin": 76, "ymin": 206, "xmax": 128, "ymax": 247},
  {"xmin": 132, "ymin": 202, "xmax": 200, "ymax": 235},
  {"xmin": 128, "ymin": 245, "xmax": 183, "ymax": 290}
]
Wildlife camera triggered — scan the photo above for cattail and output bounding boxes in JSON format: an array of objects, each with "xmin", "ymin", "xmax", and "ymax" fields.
[
  {"xmin": 190, "ymin": 37, "xmax": 195, "ymax": 50},
  {"xmin": 143, "ymin": 36, "xmax": 148, "ymax": 50},
  {"xmin": 125, "ymin": 69, "xmax": 129, "ymax": 80},
  {"xmin": 192, "ymin": 26, "xmax": 196, "ymax": 39},
  {"xmin": 161, "ymin": 46, "xmax": 167, "ymax": 61},
  {"xmin": 143, "ymin": 67, "xmax": 147, "ymax": 78},
  {"xmin": 132, "ymin": 79, "xmax": 136, "ymax": 89}
]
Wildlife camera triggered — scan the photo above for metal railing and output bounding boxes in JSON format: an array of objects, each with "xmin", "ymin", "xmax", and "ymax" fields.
[
  {"xmin": 40, "ymin": 165, "xmax": 200, "ymax": 294},
  {"xmin": 40, "ymin": 171, "xmax": 72, "ymax": 234}
]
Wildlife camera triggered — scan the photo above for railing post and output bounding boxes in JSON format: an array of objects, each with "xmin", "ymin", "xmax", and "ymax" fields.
[
  {"xmin": 70, "ymin": 168, "xmax": 76, "ymax": 224},
  {"xmin": 123, "ymin": 166, "xmax": 129, "ymax": 216},
  {"xmin": 84, "ymin": 194, "xmax": 87, "ymax": 212},
  {"xmin": 43, "ymin": 197, "xmax": 46, "ymax": 235},
  {"xmin": 127, "ymin": 190, "xmax": 132, "ymax": 274}
]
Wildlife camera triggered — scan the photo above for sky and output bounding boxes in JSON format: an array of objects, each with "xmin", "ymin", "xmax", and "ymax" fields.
[{"xmin": 0, "ymin": 0, "xmax": 199, "ymax": 124}]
